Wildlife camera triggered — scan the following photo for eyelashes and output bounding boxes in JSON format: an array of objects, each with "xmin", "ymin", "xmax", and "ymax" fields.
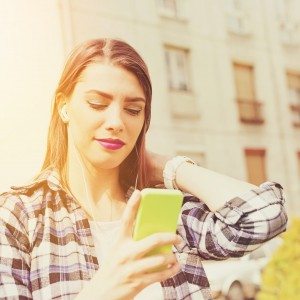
[
  {"xmin": 88, "ymin": 102, "xmax": 143, "ymax": 116},
  {"xmin": 125, "ymin": 108, "xmax": 143, "ymax": 116},
  {"xmin": 88, "ymin": 103, "xmax": 107, "ymax": 110}
]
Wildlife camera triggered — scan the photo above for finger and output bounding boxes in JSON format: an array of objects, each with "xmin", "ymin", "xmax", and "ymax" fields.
[
  {"xmin": 139, "ymin": 261, "xmax": 181, "ymax": 287},
  {"xmin": 127, "ymin": 253, "xmax": 178, "ymax": 277},
  {"xmin": 134, "ymin": 233, "xmax": 181, "ymax": 257},
  {"xmin": 120, "ymin": 190, "xmax": 141, "ymax": 237}
]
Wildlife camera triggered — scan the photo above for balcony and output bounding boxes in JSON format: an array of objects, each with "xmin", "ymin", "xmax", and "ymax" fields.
[
  {"xmin": 237, "ymin": 99, "xmax": 264, "ymax": 124},
  {"xmin": 290, "ymin": 103, "xmax": 300, "ymax": 127}
]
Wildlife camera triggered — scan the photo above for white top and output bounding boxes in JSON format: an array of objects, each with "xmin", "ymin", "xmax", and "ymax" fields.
[{"xmin": 90, "ymin": 220, "xmax": 164, "ymax": 300}]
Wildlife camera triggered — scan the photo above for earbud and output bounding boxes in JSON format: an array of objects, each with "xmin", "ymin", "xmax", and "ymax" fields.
[{"xmin": 61, "ymin": 104, "xmax": 69, "ymax": 123}]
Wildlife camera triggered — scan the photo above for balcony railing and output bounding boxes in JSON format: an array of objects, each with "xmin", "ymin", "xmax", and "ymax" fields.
[
  {"xmin": 237, "ymin": 99, "xmax": 264, "ymax": 124},
  {"xmin": 290, "ymin": 103, "xmax": 300, "ymax": 127}
]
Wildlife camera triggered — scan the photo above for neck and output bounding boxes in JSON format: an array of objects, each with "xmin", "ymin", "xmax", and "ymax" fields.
[{"xmin": 66, "ymin": 146, "xmax": 125, "ymax": 220}]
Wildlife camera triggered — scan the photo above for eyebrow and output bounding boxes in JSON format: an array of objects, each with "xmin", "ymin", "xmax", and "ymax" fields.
[{"xmin": 86, "ymin": 90, "xmax": 146, "ymax": 103}]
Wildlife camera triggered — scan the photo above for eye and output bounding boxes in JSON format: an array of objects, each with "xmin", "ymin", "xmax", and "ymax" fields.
[
  {"xmin": 88, "ymin": 101, "xmax": 107, "ymax": 110},
  {"xmin": 125, "ymin": 108, "xmax": 143, "ymax": 116}
]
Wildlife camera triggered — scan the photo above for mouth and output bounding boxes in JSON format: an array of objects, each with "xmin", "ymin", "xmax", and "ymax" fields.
[{"xmin": 95, "ymin": 138, "xmax": 125, "ymax": 150}]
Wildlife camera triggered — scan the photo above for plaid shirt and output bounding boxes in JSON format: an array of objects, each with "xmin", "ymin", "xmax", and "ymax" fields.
[{"xmin": 0, "ymin": 169, "xmax": 287, "ymax": 300}]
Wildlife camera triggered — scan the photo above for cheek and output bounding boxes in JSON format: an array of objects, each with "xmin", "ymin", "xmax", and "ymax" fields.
[
  {"xmin": 125, "ymin": 123, "xmax": 142, "ymax": 148},
  {"xmin": 70, "ymin": 105, "xmax": 101, "ymax": 135},
  {"xmin": 68, "ymin": 115, "xmax": 95, "ymax": 148},
  {"xmin": 131, "ymin": 117, "xmax": 145, "ymax": 139}
]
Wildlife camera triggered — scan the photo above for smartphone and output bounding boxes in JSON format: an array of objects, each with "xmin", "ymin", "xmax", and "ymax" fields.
[{"xmin": 132, "ymin": 188, "xmax": 183, "ymax": 256}]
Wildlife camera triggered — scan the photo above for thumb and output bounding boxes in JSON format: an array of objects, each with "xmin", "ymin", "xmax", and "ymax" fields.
[{"xmin": 120, "ymin": 190, "xmax": 141, "ymax": 237}]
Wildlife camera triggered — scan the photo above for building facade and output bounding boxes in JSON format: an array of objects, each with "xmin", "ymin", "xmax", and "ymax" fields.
[
  {"xmin": 1, "ymin": 0, "xmax": 299, "ymax": 215},
  {"xmin": 60, "ymin": 0, "xmax": 300, "ymax": 214}
]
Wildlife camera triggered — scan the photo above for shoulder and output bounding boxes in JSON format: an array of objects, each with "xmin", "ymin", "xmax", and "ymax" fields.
[
  {"xmin": 0, "ymin": 190, "xmax": 32, "ymax": 251},
  {"xmin": 0, "ymin": 189, "xmax": 30, "ymax": 221},
  {"xmin": 0, "ymin": 185, "xmax": 45, "ymax": 222},
  {"xmin": 0, "ymin": 169, "xmax": 68, "ymax": 228},
  {"xmin": 0, "ymin": 184, "xmax": 47, "ymax": 239},
  {"xmin": 0, "ymin": 170, "xmax": 73, "ymax": 250}
]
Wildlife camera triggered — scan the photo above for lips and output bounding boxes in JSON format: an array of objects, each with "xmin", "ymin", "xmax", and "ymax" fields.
[{"xmin": 96, "ymin": 138, "xmax": 125, "ymax": 150}]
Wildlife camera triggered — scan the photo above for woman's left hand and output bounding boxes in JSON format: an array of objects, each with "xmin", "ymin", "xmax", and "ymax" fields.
[{"xmin": 145, "ymin": 151, "xmax": 171, "ymax": 187}]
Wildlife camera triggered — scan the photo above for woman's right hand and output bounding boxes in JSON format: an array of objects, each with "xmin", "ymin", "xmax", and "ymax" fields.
[{"xmin": 78, "ymin": 190, "xmax": 181, "ymax": 300}]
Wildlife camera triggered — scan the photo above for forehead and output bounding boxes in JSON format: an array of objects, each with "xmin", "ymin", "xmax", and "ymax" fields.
[{"xmin": 77, "ymin": 62, "xmax": 145, "ymax": 97}]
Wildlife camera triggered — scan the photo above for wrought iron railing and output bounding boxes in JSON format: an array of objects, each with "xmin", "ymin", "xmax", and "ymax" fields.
[{"xmin": 237, "ymin": 99, "xmax": 264, "ymax": 124}]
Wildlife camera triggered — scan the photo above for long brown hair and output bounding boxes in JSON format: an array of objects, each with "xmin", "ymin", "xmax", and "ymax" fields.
[{"xmin": 40, "ymin": 39, "xmax": 152, "ymax": 191}]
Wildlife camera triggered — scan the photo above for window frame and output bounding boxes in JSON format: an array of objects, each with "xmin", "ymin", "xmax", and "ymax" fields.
[
  {"xmin": 164, "ymin": 46, "xmax": 191, "ymax": 92},
  {"xmin": 244, "ymin": 148, "xmax": 267, "ymax": 185},
  {"xmin": 156, "ymin": 0, "xmax": 186, "ymax": 20}
]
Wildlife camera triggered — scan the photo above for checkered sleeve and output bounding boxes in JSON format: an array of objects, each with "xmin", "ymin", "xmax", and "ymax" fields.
[
  {"xmin": 0, "ymin": 193, "xmax": 32, "ymax": 299},
  {"xmin": 180, "ymin": 182, "xmax": 288, "ymax": 260}
]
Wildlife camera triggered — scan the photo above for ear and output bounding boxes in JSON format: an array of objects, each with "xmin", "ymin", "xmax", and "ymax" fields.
[{"xmin": 57, "ymin": 93, "xmax": 69, "ymax": 123}]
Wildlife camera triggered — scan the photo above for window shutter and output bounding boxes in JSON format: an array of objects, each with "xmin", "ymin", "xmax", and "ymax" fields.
[
  {"xmin": 245, "ymin": 149, "xmax": 266, "ymax": 186},
  {"xmin": 234, "ymin": 63, "xmax": 255, "ymax": 100}
]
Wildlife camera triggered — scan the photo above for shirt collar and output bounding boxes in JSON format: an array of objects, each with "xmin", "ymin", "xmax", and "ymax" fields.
[
  {"xmin": 10, "ymin": 168, "xmax": 65, "ymax": 193},
  {"xmin": 10, "ymin": 168, "xmax": 135, "ymax": 201}
]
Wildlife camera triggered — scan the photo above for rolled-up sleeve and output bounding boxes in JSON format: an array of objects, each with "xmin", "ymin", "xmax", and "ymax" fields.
[
  {"xmin": 179, "ymin": 182, "xmax": 288, "ymax": 260},
  {"xmin": 0, "ymin": 194, "xmax": 32, "ymax": 299}
]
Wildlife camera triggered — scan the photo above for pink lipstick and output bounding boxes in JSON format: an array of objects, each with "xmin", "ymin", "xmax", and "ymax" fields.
[{"xmin": 96, "ymin": 138, "xmax": 125, "ymax": 150}]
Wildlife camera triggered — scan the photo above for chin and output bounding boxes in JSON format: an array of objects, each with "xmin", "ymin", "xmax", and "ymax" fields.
[
  {"xmin": 90, "ymin": 157, "xmax": 124, "ymax": 170},
  {"xmin": 86, "ymin": 148, "xmax": 133, "ymax": 170}
]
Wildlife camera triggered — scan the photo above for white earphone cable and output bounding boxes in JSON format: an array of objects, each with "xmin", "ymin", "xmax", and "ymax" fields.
[
  {"xmin": 68, "ymin": 126, "xmax": 101, "ymax": 222},
  {"xmin": 68, "ymin": 126, "xmax": 138, "ymax": 221}
]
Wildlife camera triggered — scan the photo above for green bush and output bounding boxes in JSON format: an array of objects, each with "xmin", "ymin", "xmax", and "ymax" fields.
[{"xmin": 257, "ymin": 218, "xmax": 300, "ymax": 300}]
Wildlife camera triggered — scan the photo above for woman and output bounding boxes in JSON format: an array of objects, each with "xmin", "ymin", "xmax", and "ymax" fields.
[{"xmin": 0, "ymin": 39, "xmax": 287, "ymax": 300}]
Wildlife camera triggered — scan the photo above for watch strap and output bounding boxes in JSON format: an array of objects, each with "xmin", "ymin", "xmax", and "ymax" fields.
[{"xmin": 163, "ymin": 156, "xmax": 196, "ymax": 190}]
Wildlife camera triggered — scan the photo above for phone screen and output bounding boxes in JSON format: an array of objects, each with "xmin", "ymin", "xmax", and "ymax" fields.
[{"xmin": 132, "ymin": 188, "xmax": 183, "ymax": 256}]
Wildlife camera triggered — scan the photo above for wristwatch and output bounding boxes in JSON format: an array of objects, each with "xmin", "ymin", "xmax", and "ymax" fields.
[{"xmin": 163, "ymin": 156, "xmax": 196, "ymax": 190}]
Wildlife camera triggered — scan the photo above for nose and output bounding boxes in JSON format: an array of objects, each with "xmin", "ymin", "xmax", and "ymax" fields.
[{"xmin": 104, "ymin": 103, "xmax": 124, "ymax": 134}]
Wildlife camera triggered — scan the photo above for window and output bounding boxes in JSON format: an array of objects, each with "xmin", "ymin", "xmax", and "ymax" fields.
[
  {"xmin": 287, "ymin": 72, "xmax": 300, "ymax": 127},
  {"xmin": 225, "ymin": 0, "xmax": 242, "ymax": 11},
  {"xmin": 233, "ymin": 63, "xmax": 264, "ymax": 124},
  {"xmin": 165, "ymin": 47, "xmax": 190, "ymax": 91},
  {"xmin": 276, "ymin": 0, "xmax": 300, "ymax": 45},
  {"xmin": 157, "ymin": 0, "xmax": 185, "ymax": 20},
  {"xmin": 225, "ymin": 0, "xmax": 251, "ymax": 35},
  {"xmin": 244, "ymin": 149, "xmax": 267, "ymax": 186},
  {"xmin": 234, "ymin": 63, "xmax": 255, "ymax": 100}
]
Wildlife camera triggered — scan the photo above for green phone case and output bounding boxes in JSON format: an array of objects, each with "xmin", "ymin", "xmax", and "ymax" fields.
[{"xmin": 132, "ymin": 188, "xmax": 183, "ymax": 256}]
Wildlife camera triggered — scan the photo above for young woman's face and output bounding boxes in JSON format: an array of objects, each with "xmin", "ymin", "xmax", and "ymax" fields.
[{"xmin": 65, "ymin": 62, "xmax": 146, "ymax": 170}]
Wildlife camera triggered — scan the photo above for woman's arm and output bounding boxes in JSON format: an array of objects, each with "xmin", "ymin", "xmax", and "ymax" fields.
[
  {"xmin": 147, "ymin": 152, "xmax": 257, "ymax": 211},
  {"xmin": 178, "ymin": 182, "xmax": 287, "ymax": 259},
  {"xmin": 175, "ymin": 162, "xmax": 257, "ymax": 211},
  {"xmin": 147, "ymin": 152, "xmax": 288, "ymax": 259},
  {"xmin": 147, "ymin": 151, "xmax": 278, "ymax": 211}
]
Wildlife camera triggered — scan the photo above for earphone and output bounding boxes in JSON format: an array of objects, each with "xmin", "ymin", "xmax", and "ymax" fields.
[
  {"xmin": 134, "ymin": 146, "xmax": 139, "ymax": 189},
  {"xmin": 61, "ymin": 104, "xmax": 69, "ymax": 123}
]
